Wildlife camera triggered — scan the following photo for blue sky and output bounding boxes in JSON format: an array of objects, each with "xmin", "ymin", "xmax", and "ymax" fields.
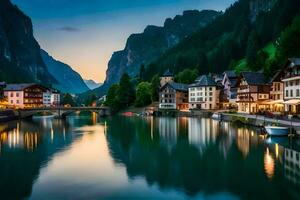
[{"xmin": 12, "ymin": 0, "xmax": 236, "ymax": 82}]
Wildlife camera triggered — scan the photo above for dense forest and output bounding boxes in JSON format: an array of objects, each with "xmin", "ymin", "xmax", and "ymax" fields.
[{"xmin": 143, "ymin": 0, "xmax": 300, "ymax": 80}]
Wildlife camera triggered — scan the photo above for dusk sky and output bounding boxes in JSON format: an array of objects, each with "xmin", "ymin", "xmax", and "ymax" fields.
[{"xmin": 12, "ymin": 0, "xmax": 236, "ymax": 82}]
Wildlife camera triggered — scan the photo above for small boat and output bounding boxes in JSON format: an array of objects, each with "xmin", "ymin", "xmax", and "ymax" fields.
[
  {"xmin": 264, "ymin": 126, "xmax": 289, "ymax": 136},
  {"xmin": 212, "ymin": 113, "xmax": 222, "ymax": 121}
]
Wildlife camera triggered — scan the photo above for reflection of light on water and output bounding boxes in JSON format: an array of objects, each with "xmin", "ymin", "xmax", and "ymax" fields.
[
  {"xmin": 237, "ymin": 128, "xmax": 250, "ymax": 157},
  {"xmin": 264, "ymin": 148, "xmax": 275, "ymax": 180},
  {"xmin": 275, "ymin": 143, "xmax": 279, "ymax": 159},
  {"xmin": 92, "ymin": 112, "xmax": 97, "ymax": 125},
  {"xmin": 24, "ymin": 132, "xmax": 38, "ymax": 151},
  {"xmin": 51, "ymin": 128, "xmax": 54, "ymax": 142}
]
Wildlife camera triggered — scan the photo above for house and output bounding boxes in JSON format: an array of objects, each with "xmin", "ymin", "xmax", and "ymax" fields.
[
  {"xmin": 221, "ymin": 71, "xmax": 238, "ymax": 108},
  {"xmin": 159, "ymin": 82, "xmax": 189, "ymax": 110},
  {"xmin": 4, "ymin": 83, "xmax": 48, "ymax": 108},
  {"xmin": 281, "ymin": 58, "xmax": 300, "ymax": 114},
  {"xmin": 188, "ymin": 75, "xmax": 221, "ymax": 110},
  {"xmin": 43, "ymin": 89, "xmax": 60, "ymax": 107},
  {"xmin": 268, "ymin": 70, "xmax": 285, "ymax": 112},
  {"xmin": 160, "ymin": 69, "xmax": 174, "ymax": 86},
  {"xmin": 236, "ymin": 72, "xmax": 271, "ymax": 114}
]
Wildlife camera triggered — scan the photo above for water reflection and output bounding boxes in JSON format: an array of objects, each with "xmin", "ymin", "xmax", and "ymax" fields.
[{"xmin": 0, "ymin": 115, "xmax": 299, "ymax": 200}]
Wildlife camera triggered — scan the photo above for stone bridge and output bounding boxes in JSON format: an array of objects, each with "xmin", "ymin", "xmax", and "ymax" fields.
[{"xmin": 16, "ymin": 107, "xmax": 110, "ymax": 119}]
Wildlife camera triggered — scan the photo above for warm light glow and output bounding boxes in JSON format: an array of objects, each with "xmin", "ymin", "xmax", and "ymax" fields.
[{"xmin": 264, "ymin": 148, "xmax": 275, "ymax": 179}]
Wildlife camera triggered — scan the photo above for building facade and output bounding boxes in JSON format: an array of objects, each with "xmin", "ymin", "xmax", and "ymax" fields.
[
  {"xmin": 268, "ymin": 70, "xmax": 285, "ymax": 112},
  {"xmin": 221, "ymin": 71, "xmax": 238, "ymax": 108},
  {"xmin": 160, "ymin": 69, "xmax": 174, "ymax": 86},
  {"xmin": 3, "ymin": 84, "xmax": 51, "ymax": 108},
  {"xmin": 189, "ymin": 75, "xmax": 221, "ymax": 110},
  {"xmin": 236, "ymin": 72, "xmax": 271, "ymax": 114},
  {"xmin": 159, "ymin": 82, "xmax": 189, "ymax": 110},
  {"xmin": 281, "ymin": 58, "xmax": 300, "ymax": 114}
]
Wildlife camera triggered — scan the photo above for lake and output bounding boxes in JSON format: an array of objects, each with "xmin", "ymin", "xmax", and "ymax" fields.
[{"xmin": 0, "ymin": 114, "xmax": 299, "ymax": 200}]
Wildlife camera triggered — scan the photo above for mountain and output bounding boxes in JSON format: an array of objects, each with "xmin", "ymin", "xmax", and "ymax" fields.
[
  {"xmin": 84, "ymin": 79, "xmax": 102, "ymax": 90},
  {"xmin": 143, "ymin": 0, "xmax": 299, "ymax": 79},
  {"xmin": 0, "ymin": 0, "xmax": 55, "ymax": 85},
  {"xmin": 95, "ymin": 10, "xmax": 221, "ymax": 96},
  {"xmin": 41, "ymin": 50, "xmax": 90, "ymax": 94}
]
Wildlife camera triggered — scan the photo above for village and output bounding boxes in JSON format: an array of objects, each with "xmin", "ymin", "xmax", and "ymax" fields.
[{"xmin": 158, "ymin": 58, "xmax": 300, "ymax": 116}]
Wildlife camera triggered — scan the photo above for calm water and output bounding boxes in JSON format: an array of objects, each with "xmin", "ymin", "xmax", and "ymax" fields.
[{"xmin": 0, "ymin": 114, "xmax": 300, "ymax": 200}]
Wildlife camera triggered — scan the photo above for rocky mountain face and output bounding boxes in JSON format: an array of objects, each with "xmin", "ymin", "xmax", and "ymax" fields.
[
  {"xmin": 84, "ymin": 79, "xmax": 102, "ymax": 90},
  {"xmin": 97, "ymin": 10, "xmax": 221, "ymax": 95},
  {"xmin": 0, "ymin": 0, "xmax": 55, "ymax": 84},
  {"xmin": 41, "ymin": 50, "xmax": 90, "ymax": 94}
]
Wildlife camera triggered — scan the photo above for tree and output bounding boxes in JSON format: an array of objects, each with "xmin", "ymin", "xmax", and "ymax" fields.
[
  {"xmin": 175, "ymin": 69, "xmax": 198, "ymax": 84},
  {"xmin": 85, "ymin": 93, "xmax": 97, "ymax": 106},
  {"xmin": 118, "ymin": 73, "xmax": 135, "ymax": 108},
  {"xmin": 277, "ymin": 15, "xmax": 300, "ymax": 61},
  {"xmin": 139, "ymin": 64, "xmax": 145, "ymax": 81},
  {"xmin": 246, "ymin": 31, "xmax": 260, "ymax": 68},
  {"xmin": 62, "ymin": 93, "xmax": 76, "ymax": 106},
  {"xmin": 150, "ymin": 74, "xmax": 160, "ymax": 102},
  {"xmin": 105, "ymin": 84, "xmax": 121, "ymax": 113},
  {"xmin": 135, "ymin": 82, "xmax": 152, "ymax": 107}
]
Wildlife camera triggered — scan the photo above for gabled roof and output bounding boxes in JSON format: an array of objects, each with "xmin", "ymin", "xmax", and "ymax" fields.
[
  {"xmin": 288, "ymin": 58, "xmax": 300, "ymax": 66},
  {"xmin": 224, "ymin": 70, "xmax": 237, "ymax": 78},
  {"xmin": 190, "ymin": 75, "xmax": 218, "ymax": 87},
  {"xmin": 237, "ymin": 72, "xmax": 269, "ymax": 86},
  {"xmin": 270, "ymin": 70, "xmax": 284, "ymax": 83},
  {"xmin": 4, "ymin": 83, "xmax": 48, "ymax": 91},
  {"xmin": 161, "ymin": 82, "xmax": 188, "ymax": 92},
  {"xmin": 162, "ymin": 69, "xmax": 174, "ymax": 77}
]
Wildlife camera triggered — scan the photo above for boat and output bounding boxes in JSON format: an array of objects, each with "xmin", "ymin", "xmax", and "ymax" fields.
[
  {"xmin": 212, "ymin": 113, "xmax": 222, "ymax": 121},
  {"xmin": 264, "ymin": 126, "xmax": 290, "ymax": 136}
]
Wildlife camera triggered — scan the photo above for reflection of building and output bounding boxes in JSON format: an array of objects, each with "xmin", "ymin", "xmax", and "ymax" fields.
[
  {"xmin": 188, "ymin": 118, "xmax": 218, "ymax": 151},
  {"xmin": 264, "ymin": 148, "xmax": 275, "ymax": 179},
  {"xmin": 284, "ymin": 148, "xmax": 300, "ymax": 185},
  {"xmin": 158, "ymin": 117, "xmax": 178, "ymax": 145}
]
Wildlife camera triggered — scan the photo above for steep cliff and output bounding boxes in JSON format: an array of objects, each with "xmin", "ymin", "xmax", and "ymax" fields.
[
  {"xmin": 41, "ymin": 50, "xmax": 90, "ymax": 94},
  {"xmin": 0, "ymin": 0, "xmax": 55, "ymax": 84},
  {"xmin": 99, "ymin": 10, "xmax": 221, "ymax": 94}
]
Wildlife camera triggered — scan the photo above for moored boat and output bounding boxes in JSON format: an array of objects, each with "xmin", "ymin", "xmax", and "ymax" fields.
[
  {"xmin": 212, "ymin": 113, "xmax": 222, "ymax": 121},
  {"xmin": 264, "ymin": 126, "xmax": 289, "ymax": 136}
]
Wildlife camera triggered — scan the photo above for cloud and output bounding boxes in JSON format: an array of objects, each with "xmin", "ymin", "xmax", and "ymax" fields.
[{"xmin": 58, "ymin": 26, "xmax": 80, "ymax": 32}]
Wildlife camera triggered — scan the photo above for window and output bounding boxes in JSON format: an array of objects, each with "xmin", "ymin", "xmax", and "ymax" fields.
[
  {"xmin": 209, "ymin": 97, "xmax": 212, "ymax": 101},
  {"xmin": 209, "ymin": 87, "xmax": 212, "ymax": 91},
  {"xmin": 190, "ymin": 88, "xmax": 195, "ymax": 91},
  {"xmin": 296, "ymin": 80, "xmax": 300, "ymax": 85},
  {"xmin": 16, "ymin": 92, "xmax": 19, "ymax": 97},
  {"xmin": 286, "ymin": 90, "xmax": 289, "ymax": 97},
  {"xmin": 290, "ymin": 81, "xmax": 294, "ymax": 86},
  {"xmin": 191, "ymin": 93, "xmax": 195, "ymax": 97},
  {"xmin": 191, "ymin": 98, "xmax": 195, "ymax": 102},
  {"xmin": 286, "ymin": 82, "xmax": 288, "ymax": 87},
  {"xmin": 16, "ymin": 100, "xmax": 19, "ymax": 104},
  {"xmin": 209, "ymin": 92, "xmax": 213, "ymax": 96},
  {"xmin": 11, "ymin": 100, "xmax": 13, "ymax": 104},
  {"xmin": 297, "ymin": 89, "xmax": 300, "ymax": 97},
  {"xmin": 290, "ymin": 90, "xmax": 293, "ymax": 97},
  {"xmin": 10, "ymin": 93, "xmax": 13, "ymax": 97}
]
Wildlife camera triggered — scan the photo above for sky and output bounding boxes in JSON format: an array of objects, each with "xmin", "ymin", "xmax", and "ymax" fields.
[{"xmin": 12, "ymin": 0, "xmax": 236, "ymax": 83}]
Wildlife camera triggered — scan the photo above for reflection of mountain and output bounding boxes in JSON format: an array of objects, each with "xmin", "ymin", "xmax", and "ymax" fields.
[
  {"xmin": 105, "ymin": 116, "xmax": 299, "ymax": 199},
  {"xmin": 0, "ymin": 118, "xmax": 88, "ymax": 199}
]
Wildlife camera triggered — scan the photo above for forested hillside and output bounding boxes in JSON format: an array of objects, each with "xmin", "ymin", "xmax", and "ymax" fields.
[{"xmin": 144, "ymin": 0, "xmax": 300, "ymax": 80}]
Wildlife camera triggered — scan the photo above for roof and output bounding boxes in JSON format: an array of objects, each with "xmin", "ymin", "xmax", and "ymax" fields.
[
  {"xmin": 270, "ymin": 70, "xmax": 284, "ymax": 83},
  {"xmin": 190, "ymin": 75, "xmax": 218, "ymax": 87},
  {"xmin": 161, "ymin": 82, "xmax": 188, "ymax": 92},
  {"xmin": 288, "ymin": 58, "xmax": 300, "ymax": 66},
  {"xmin": 224, "ymin": 70, "xmax": 237, "ymax": 78},
  {"xmin": 162, "ymin": 69, "xmax": 174, "ymax": 77},
  {"xmin": 3, "ymin": 83, "xmax": 47, "ymax": 91},
  {"xmin": 239, "ymin": 72, "xmax": 268, "ymax": 85}
]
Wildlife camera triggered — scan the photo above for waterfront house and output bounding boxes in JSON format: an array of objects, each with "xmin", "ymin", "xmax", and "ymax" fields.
[
  {"xmin": 159, "ymin": 82, "xmax": 189, "ymax": 110},
  {"xmin": 160, "ymin": 69, "xmax": 174, "ymax": 86},
  {"xmin": 236, "ymin": 72, "xmax": 271, "ymax": 114},
  {"xmin": 281, "ymin": 58, "xmax": 300, "ymax": 114},
  {"xmin": 4, "ymin": 83, "xmax": 48, "ymax": 108},
  {"xmin": 221, "ymin": 71, "xmax": 238, "ymax": 108},
  {"xmin": 43, "ymin": 89, "xmax": 60, "ymax": 107},
  {"xmin": 268, "ymin": 70, "xmax": 285, "ymax": 113},
  {"xmin": 188, "ymin": 75, "xmax": 221, "ymax": 110}
]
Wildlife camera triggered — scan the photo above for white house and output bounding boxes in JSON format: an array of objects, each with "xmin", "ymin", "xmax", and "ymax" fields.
[
  {"xmin": 43, "ymin": 89, "xmax": 60, "ymax": 107},
  {"xmin": 188, "ymin": 75, "xmax": 221, "ymax": 110},
  {"xmin": 282, "ymin": 58, "xmax": 300, "ymax": 114}
]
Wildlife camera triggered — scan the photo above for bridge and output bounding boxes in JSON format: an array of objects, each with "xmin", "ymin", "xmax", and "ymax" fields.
[{"xmin": 16, "ymin": 106, "xmax": 111, "ymax": 119}]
